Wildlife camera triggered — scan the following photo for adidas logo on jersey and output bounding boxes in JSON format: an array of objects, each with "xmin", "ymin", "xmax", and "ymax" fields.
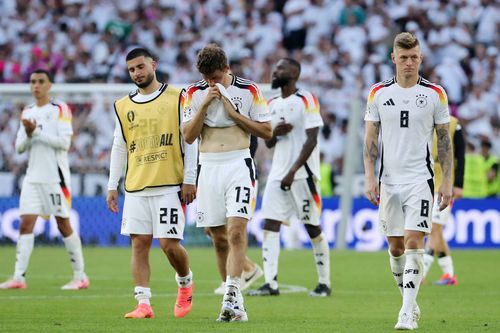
[
  {"xmin": 383, "ymin": 98, "xmax": 395, "ymax": 106},
  {"xmin": 237, "ymin": 207, "xmax": 248, "ymax": 214},
  {"xmin": 417, "ymin": 220, "xmax": 429, "ymax": 228},
  {"xmin": 167, "ymin": 227, "xmax": 178, "ymax": 235}
]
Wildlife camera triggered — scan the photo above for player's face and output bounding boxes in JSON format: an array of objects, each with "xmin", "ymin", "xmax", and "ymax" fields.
[
  {"xmin": 392, "ymin": 46, "xmax": 422, "ymax": 79},
  {"xmin": 127, "ymin": 56, "xmax": 156, "ymax": 88},
  {"xmin": 271, "ymin": 60, "xmax": 292, "ymax": 89},
  {"xmin": 201, "ymin": 67, "xmax": 229, "ymax": 87},
  {"xmin": 30, "ymin": 73, "xmax": 52, "ymax": 99}
]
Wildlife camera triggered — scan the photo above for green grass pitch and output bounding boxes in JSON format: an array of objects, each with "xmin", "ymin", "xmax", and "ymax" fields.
[{"xmin": 0, "ymin": 246, "xmax": 498, "ymax": 332}]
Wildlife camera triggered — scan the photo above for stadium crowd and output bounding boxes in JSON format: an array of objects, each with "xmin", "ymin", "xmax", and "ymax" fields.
[{"xmin": 0, "ymin": 0, "xmax": 498, "ymax": 196}]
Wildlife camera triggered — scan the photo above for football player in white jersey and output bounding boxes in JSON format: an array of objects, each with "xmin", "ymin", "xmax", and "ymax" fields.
[
  {"xmin": 106, "ymin": 48, "xmax": 197, "ymax": 319},
  {"xmin": 183, "ymin": 44, "xmax": 272, "ymax": 322},
  {"xmin": 0, "ymin": 69, "xmax": 89, "ymax": 290},
  {"xmin": 363, "ymin": 33, "xmax": 453, "ymax": 330},
  {"xmin": 248, "ymin": 58, "xmax": 331, "ymax": 297}
]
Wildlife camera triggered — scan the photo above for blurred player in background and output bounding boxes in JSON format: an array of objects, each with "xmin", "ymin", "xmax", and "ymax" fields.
[
  {"xmin": 183, "ymin": 44, "xmax": 272, "ymax": 322},
  {"xmin": 423, "ymin": 116, "xmax": 465, "ymax": 285},
  {"xmin": 107, "ymin": 48, "xmax": 196, "ymax": 319},
  {"xmin": 210, "ymin": 135, "xmax": 263, "ymax": 296},
  {"xmin": 364, "ymin": 32, "xmax": 453, "ymax": 330},
  {"xmin": 248, "ymin": 58, "xmax": 331, "ymax": 297},
  {"xmin": 0, "ymin": 69, "xmax": 89, "ymax": 290}
]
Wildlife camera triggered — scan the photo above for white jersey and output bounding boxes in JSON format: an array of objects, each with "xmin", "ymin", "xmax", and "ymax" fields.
[
  {"xmin": 182, "ymin": 75, "xmax": 271, "ymax": 126},
  {"xmin": 364, "ymin": 77, "xmax": 450, "ymax": 185},
  {"xmin": 15, "ymin": 99, "xmax": 73, "ymax": 185},
  {"xmin": 267, "ymin": 89, "xmax": 323, "ymax": 181}
]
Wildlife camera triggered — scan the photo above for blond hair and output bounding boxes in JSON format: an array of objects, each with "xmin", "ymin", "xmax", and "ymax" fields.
[{"xmin": 393, "ymin": 32, "xmax": 419, "ymax": 50}]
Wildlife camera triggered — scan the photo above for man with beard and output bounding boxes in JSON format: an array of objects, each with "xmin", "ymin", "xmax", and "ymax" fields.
[
  {"xmin": 248, "ymin": 58, "xmax": 331, "ymax": 297},
  {"xmin": 107, "ymin": 48, "xmax": 197, "ymax": 319}
]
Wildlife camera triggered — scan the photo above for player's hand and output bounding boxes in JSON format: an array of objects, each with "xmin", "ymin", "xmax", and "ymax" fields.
[
  {"xmin": 273, "ymin": 122, "xmax": 294, "ymax": 136},
  {"xmin": 221, "ymin": 95, "xmax": 239, "ymax": 118},
  {"xmin": 364, "ymin": 176, "xmax": 379, "ymax": 206},
  {"xmin": 22, "ymin": 118, "xmax": 37, "ymax": 137},
  {"xmin": 437, "ymin": 180, "xmax": 452, "ymax": 211},
  {"xmin": 106, "ymin": 190, "xmax": 119, "ymax": 213},
  {"xmin": 181, "ymin": 184, "xmax": 196, "ymax": 205},
  {"xmin": 202, "ymin": 86, "xmax": 221, "ymax": 107},
  {"xmin": 280, "ymin": 171, "xmax": 295, "ymax": 191},
  {"xmin": 452, "ymin": 186, "xmax": 463, "ymax": 200}
]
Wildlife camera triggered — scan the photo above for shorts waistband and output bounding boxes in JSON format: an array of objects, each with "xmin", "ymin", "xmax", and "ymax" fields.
[{"xmin": 199, "ymin": 148, "xmax": 251, "ymax": 163}]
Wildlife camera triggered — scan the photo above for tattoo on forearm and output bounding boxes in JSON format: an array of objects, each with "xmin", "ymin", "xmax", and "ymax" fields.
[
  {"xmin": 437, "ymin": 126, "xmax": 452, "ymax": 180},
  {"xmin": 364, "ymin": 122, "xmax": 380, "ymax": 162}
]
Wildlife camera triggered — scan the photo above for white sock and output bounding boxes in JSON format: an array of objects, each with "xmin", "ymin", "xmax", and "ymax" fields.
[
  {"xmin": 262, "ymin": 230, "xmax": 280, "ymax": 289},
  {"xmin": 422, "ymin": 250, "xmax": 435, "ymax": 279},
  {"xmin": 311, "ymin": 232, "xmax": 330, "ymax": 286},
  {"xmin": 438, "ymin": 255, "xmax": 454, "ymax": 276},
  {"xmin": 134, "ymin": 286, "xmax": 151, "ymax": 305},
  {"xmin": 388, "ymin": 250, "xmax": 405, "ymax": 296},
  {"xmin": 401, "ymin": 249, "xmax": 424, "ymax": 315},
  {"xmin": 176, "ymin": 270, "xmax": 193, "ymax": 288},
  {"xmin": 14, "ymin": 234, "xmax": 35, "ymax": 281},
  {"xmin": 62, "ymin": 232, "xmax": 86, "ymax": 280}
]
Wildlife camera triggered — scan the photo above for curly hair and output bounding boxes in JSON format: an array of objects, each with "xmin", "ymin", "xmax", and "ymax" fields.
[{"xmin": 196, "ymin": 44, "xmax": 228, "ymax": 75}]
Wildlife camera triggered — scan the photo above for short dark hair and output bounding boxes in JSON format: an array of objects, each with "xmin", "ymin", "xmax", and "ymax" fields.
[
  {"xmin": 481, "ymin": 139, "xmax": 492, "ymax": 149},
  {"xmin": 282, "ymin": 58, "xmax": 301, "ymax": 77},
  {"xmin": 126, "ymin": 48, "xmax": 156, "ymax": 62},
  {"xmin": 196, "ymin": 44, "xmax": 228, "ymax": 75},
  {"xmin": 31, "ymin": 69, "xmax": 53, "ymax": 83}
]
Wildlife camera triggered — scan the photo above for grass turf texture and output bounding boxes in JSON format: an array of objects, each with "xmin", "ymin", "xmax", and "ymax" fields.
[{"xmin": 0, "ymin": 247, "xmax": 498, "ymax": 332}]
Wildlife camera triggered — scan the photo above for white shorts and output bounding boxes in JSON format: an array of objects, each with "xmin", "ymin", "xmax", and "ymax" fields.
[
  {"xmin": 196, "ymin": 150, "xmax": 256, "ymax": 228},
  {"xmin": 19, "ymin": 180, "xmax": 71, "ymax": 218},
  {"xmin": 121, "ymin": 192, "xmax": 185, "ymax": 239},
  {"xmin": 378, "ymin": 180, "xmax": 434, "ymax": 236},
  {"xmin": 261, "ymin": 177, "xmax": 322, "ymax": 226},
  {"xmin": 431, "ymin": 196, "xmax": 452, "ymax": 225}
]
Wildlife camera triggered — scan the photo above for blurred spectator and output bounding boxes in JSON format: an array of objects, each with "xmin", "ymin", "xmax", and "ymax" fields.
[{"xmin": 0, "ymin": 0, "xmax": 497, "ymax": 187}]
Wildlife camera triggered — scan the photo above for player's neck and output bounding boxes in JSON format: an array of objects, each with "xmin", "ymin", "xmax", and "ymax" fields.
[
  {"xmin": 221, "ymin": 73, "xmax": 232, "ymax": 88},
  {"xmin": 138, "ymin": 80, "xmax": 161, "ymax": 95},
  {"xmin": 281, "ymin": 84, "xmax": 297, "ymax": 98},
  {"xmin": 396, "ymin": 73, "xmax": 419, "ymax": 88},
  {"xmin": 35, "ymin": 96, "xmax": 50, "ymax": 107}
]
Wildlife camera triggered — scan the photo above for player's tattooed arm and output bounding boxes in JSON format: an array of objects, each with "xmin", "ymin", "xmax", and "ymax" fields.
[
  {"xmin": 436, "ymin": 122, "xmax": 453, "ymax": 210},
  {"xmin": 363, "ymin": 121, "xmax": 380, "ymax": 206},
  {"xmin": 436, "ymin": 123, "xmax": 452, "ymax": 181},
  {"xmin": 363, "ymin": 121, "xmax": 380, "ymax": 164}
]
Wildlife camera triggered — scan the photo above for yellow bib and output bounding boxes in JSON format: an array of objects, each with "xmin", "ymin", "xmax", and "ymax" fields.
[
  {"xmin": 432, "ymin": 116, "xmax": 458, "ymax": 190},
  {"xmin": 115, "ymin": 85, "xmax": 184, "ymax": 192}
]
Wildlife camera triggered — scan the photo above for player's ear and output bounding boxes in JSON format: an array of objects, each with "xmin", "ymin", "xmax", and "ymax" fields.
[{"xmin": 391, "ymin": 52, "xmax": 396, "ymax": 64}]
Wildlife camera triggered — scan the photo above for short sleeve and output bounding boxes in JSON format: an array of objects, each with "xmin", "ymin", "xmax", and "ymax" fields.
[
  {"xmin": 433, "ymin": 85, "xmax": 450, "ymax": 125},
  {"xmin": 57, "ymin": 102, "xmax": 73, "ymax": 136},
  {"xmin": 364, "ymin": 85, "xmax": 380, "ymax": 122},
  {"xmin": 248, "ymin": 83, "xmax": 271, "ymax": 122},
  {"xmin": 182, "ymin": 85, "xmax": 201, "ymax": 123},
  {"xmin": 300, "ymin": 92, "xmax": 323, "ymax": 129}
]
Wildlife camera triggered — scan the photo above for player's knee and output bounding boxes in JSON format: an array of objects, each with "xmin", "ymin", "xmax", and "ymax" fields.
[
  {"xmin": 389, "ymin": 247, "xmax": 405, "ymax": 257},
  {"xmin": 212, "ymin": 237, "xmax": 229, "ymax": 253},
  {"xmin": 304, "ymin": 224, "xmax": 322, "ymax": 239},
  {"xmin": 227, "ymin": 229, "xmax": 245, "ymax": 246},
  {"xmin": 263, "ymin": 219, "xmax": 281, "ymax": 232},
  {"xmin": 160, "ymin": 239, "xmax": 180, "ymax": 256}
]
